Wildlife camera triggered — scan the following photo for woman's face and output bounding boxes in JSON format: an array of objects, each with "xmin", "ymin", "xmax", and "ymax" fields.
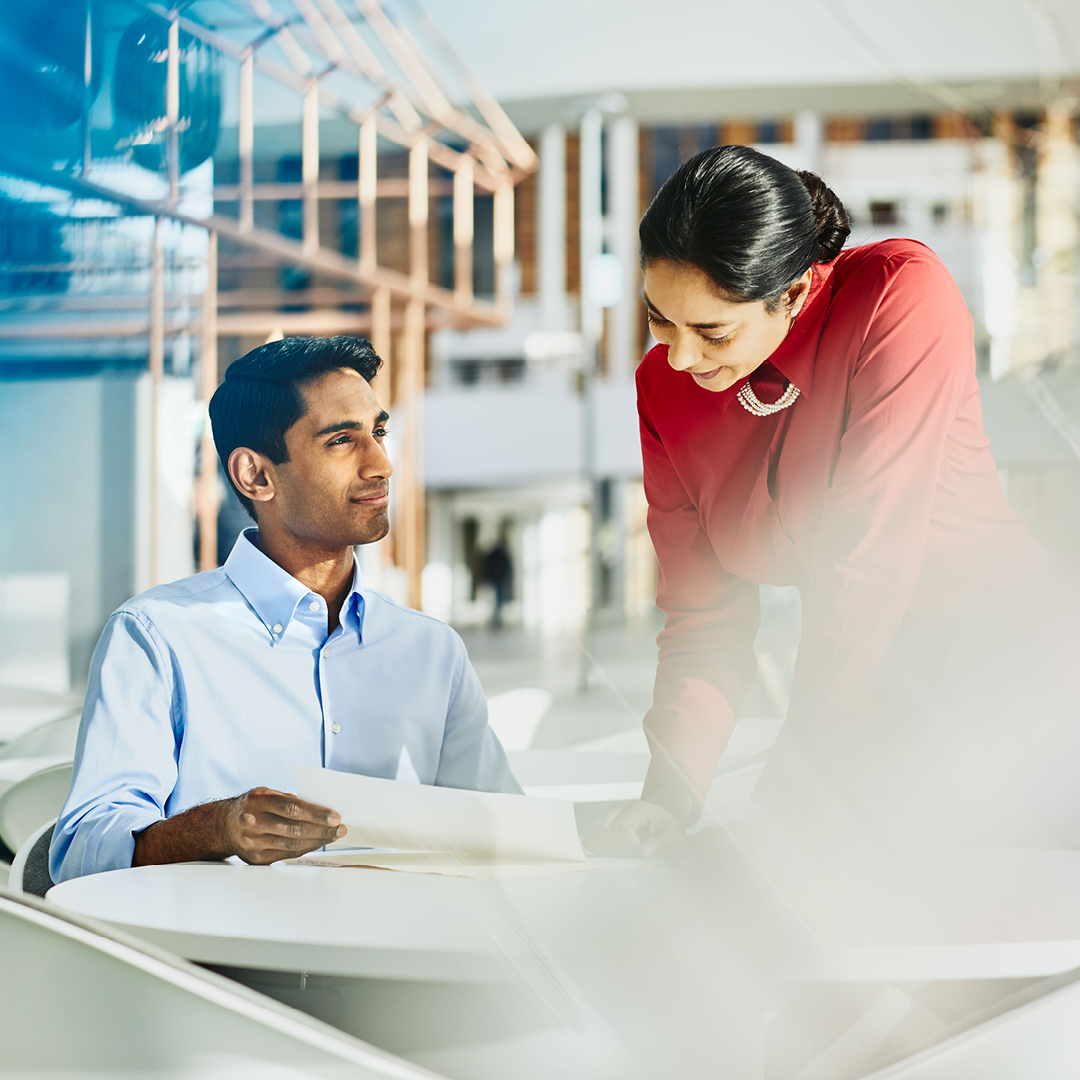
[{"xmin": 642, "ymin": 259, "xmax": 812, "ymax": 393}]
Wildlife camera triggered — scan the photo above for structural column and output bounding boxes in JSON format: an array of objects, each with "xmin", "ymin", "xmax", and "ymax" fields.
[
  {"xmin": 148, "ymin": 216, "xmax": 165, "ymax": 586},
  {"xmin": 793, "ymin": 110, "xmax": 823, "ymax": 175},
  {"xmin": 166, "ymin": 16, "xmax": 179, "ymax": 208},
  {"xmin": 397, "ymin": 135, "xmax": 429, "ymax": 609},
  {"xmin": 197, "ymin": 230, "xmax": 219, "ymax": 572},
  {"xmin": 302, "ymin": 81, "xmax": 320, "ymax": 255},
  {"xmin": 538, "ymin": 123, "xmax": 566, "ymax": 329},
  {"xmin": 493, "ymin": 179, "xmax": 515, "ymax": 314},
  {"xmin": 359, "ymin": 112, "xmax": 392, "ymax": 388},
  {"xmin": 579, "ymin": 107, "xmax": 604, "ymax": 344},
  {"xmin": 607, "ymin": 114, "xmax": 639, "ymax": 380},
  {"xmin": 1036, "ymin": 102, "xmax": 1080, "ymax": 365},
  {"xmin": 238, "ymin": 52, "xmax": 254, "ymax": 232},
  {"xmin": 453, "ymin": 154, "xmax": 474, "ymax": 305}
]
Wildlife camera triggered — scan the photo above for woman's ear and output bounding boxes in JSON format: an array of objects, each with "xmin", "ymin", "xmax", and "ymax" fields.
[
  {"xmin": 785, "ymin": 268, "xmax": 814, "ymax": 319},
  {"xmin": 228, "ymin": 447, "xmax": 276, "ymax": 508}
]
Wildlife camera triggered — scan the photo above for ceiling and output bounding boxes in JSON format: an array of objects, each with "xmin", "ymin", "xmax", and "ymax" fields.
[{"xmin": 415, "ymin": 0, "xmax": 1080, "ymax": 104}]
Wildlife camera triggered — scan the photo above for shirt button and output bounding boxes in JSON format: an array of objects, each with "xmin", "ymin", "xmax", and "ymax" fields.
[
  {"xmin": 332, "ymin": 723, "xmax": 341, "ymax": 734},
  {"xmin": 272, "ymin": 624, "xmax": 283, "ymax": 634},
  {"xmin": 309, "ymin": 600, "xmax": 320, "ymax": 611}
]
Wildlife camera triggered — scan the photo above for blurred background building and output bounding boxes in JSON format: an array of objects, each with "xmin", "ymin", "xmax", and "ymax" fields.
[{"xmin": 0, "ymin": 0, "xmax": 1078, "ymax": 736}]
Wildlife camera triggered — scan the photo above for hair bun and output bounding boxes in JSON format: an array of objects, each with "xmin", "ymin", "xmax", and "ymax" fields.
[{"xmin": 796, "ymin": 170, "xmax": 851, "ymax": 263}]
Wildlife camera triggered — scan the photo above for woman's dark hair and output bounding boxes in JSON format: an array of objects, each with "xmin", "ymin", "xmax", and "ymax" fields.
[
  {"xmin": 209, "ymin": 335, "xmax": 382, "ymax": 519},
  {"xmin": 639, "ymin": 145, "xmax": 851, "ymax": 307}
]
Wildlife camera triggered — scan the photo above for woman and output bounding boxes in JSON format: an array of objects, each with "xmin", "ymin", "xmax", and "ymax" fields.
[{"xmin": 589, "ymin": 145, "xmax": 1076, "ymax": 857}]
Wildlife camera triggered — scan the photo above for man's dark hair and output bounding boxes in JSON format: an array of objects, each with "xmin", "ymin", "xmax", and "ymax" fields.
[{"xmin": 209, "ymin": 335, "xmax": 382, "ymax": 519}]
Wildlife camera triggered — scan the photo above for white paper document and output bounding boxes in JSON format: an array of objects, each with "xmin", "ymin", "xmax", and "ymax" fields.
[
  {"xmin": 293, "ymin": 848, "xmax": 636, "ymax": 878},
  {"xmin": 294, "ymin": 764, "xmax": 586, "ymax": 865}
]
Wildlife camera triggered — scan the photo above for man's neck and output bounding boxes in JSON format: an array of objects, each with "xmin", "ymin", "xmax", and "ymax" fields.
[{"xmin": 254, "ymin": 527, "xmax": 353, "ymax": 633}]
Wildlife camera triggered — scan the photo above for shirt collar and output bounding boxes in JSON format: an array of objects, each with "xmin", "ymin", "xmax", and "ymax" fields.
[
  {"xmin": 223, "ymin": 528, "xmax": 365, "ymax": 644},
  {"xmin": 757, "ymin": 259, "xmax": 834, "ymax": 400}
]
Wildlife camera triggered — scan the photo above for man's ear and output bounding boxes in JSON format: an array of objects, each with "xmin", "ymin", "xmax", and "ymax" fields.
[{"xmin": 228, "ymin": 447, "xmax": 276, "ymax": 508}]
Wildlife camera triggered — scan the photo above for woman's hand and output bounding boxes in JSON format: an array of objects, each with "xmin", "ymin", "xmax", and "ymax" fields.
[{"xmin": 583, "ymin": 799, "xmax": 684, "ymax": 858}]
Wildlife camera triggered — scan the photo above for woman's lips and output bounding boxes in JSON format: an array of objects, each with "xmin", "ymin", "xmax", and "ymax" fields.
[{"xmin": 692, "ymin": 366, "xmax": 723, "ymax": 381}]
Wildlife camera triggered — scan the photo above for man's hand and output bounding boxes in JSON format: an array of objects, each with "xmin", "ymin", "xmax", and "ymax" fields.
[
  {"xmin": 583, "ymin": 799, "xmax": 684, "ymax": 858},
  {"xmin": 133, "ymin": 786, "xmax": 346, "ymax": 867},
  {"xmin": 217, "ymin": 787, "xmax": 347, "ymax": 864}
]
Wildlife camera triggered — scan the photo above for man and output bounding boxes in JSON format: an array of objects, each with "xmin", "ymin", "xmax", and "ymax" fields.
[{"xmin": 51, "ymin": 336, "xmax": 520, "ymax": 882}]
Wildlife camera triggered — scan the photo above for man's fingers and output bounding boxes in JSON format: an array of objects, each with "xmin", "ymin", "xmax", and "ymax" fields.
[
  {"xmin": 244, "ymin": 790, "xmax": 341, "ymax": 826},
  {"xmin": 240, "ymin": 814, "xmax": 346, "ymax": 843},
  {"xmin": 237, "ymin": 832, "xmax": 339, "ymax": 863}
]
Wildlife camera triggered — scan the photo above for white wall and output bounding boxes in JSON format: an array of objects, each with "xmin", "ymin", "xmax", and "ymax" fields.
[
  {"xmin": 0, "ymin": 373, "xmax": 139, "ymax": 684},
  {"xmin": 423, "ymin": 378, "xmax": 641, "ymax": 489},
  {"xmin": 133, "ymin": 374, "xmax": 198, "ymax": 595}
]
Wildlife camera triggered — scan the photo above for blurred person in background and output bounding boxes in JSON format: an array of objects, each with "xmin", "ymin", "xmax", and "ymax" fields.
[
  {"xmin": 481, "ymin": 521, "xmax": 514, "ymax": 629},
  {"xmin": 588, "ymin": 145, "xmax": 1079, "ymax": 858}
]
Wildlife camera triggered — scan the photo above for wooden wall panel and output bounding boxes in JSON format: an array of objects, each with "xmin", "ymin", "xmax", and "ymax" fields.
[
  {"xmin": 565, "ymin": 132, "xmax": 580, "ymax": 296},
  {"xmin": 515, "ymin": 139, "xmax": 538, "ymax": 295}
]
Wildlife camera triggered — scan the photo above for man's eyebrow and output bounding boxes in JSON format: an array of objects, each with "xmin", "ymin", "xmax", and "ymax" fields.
[
  {"xmin": 313, "ymin": 411, "xmax": 389, "ymax": 437},
  {"xmin": 642, "ymin": 292, "xmax": 734, "ymax": 331}
]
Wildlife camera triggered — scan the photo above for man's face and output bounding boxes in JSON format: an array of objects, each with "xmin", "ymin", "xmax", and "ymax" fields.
[{"xmin": 264, "ymin": 369, "xmax": 393, "ymax": 548}]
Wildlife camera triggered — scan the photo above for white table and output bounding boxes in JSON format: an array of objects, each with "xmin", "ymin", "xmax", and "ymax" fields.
[
  {"xmin": 49, "ymin": 839, "xmax": 1080, "ymax": 987},
  {"xmin": 49, "ymin": 861, "xmax": 532, "ymax": 981},
  {"xmin": 731, "ymin": 832, "xmax": 1080, "ymax": 982},
  {"xmin": 47, "ymin": 856, "xmax": 776, "ymax": 1080},
  {"xmin": 49, "ymin": 838, "xmax": 1080, "ymax": 1080}
]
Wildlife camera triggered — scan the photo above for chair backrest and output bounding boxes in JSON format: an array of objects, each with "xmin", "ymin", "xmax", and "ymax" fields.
[
  {"xmin": 0, "ymin": 762, "xmax": 73, "ymax": 853},
  {"xmin": 486, "ymin": 688, "xmax": 554, "ymax": 751},
  {"xmin": 0, "ymin": 711, "xmax": 80, "ymax": 761},
  {"xmin": 862, "ymin": 974, "xmax": 1080, "ymax": 1079},
  {"xmin": 9, "ymin": 818, "xmax": 55, "ymax": 896},
  {"xmin": 0, "ymin": 891, "xmax": 439, "ymax": 1078}
]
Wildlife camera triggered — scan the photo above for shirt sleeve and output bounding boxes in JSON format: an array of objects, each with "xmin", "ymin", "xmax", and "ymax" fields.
[
  {"xmin": 639, "ymin": 389, "xmax": 761, "ymax": 806},
  {"xmin": 434, "ymin": 635, "xmax": 523, "ymax": 795},
  {"xmin": 49, "ymin": 612, "xmax": 180, "ymax": 882},
  {"xmin": 786, "ymin": 249, "xmax": 975, "ymax": 755}
]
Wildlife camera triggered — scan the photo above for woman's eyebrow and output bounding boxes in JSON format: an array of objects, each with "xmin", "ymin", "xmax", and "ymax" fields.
[{"xmin": 643, "ymin": 293, "xmax": 734, "ymax": 331}]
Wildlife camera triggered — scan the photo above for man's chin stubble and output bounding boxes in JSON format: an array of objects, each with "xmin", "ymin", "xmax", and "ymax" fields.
[{"xmin": 352, "ymin": 511, "xmax": 390, "ymax": 547}]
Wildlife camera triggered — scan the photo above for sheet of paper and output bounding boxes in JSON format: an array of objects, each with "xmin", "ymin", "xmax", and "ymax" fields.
[
  {"xmin": 293, "ymin": 848, "xmax": 637, "ymax": 878},
  {"xmin": 295, "ymin": 764, "xmax": 585, "ymax": 863}
]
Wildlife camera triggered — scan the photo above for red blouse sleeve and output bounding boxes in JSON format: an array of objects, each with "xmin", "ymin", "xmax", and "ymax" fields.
[
  {"xmin": 789, "ymin": 248, "xmax": 976, "ymax": 745},
  {"xmin": 638, "ymin": 388, "xmax": 760, "ymax": 804}
]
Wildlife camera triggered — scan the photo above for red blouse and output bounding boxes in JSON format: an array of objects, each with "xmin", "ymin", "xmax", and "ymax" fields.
[{"xmin": 637, "ymin": 239, "xmax": 1023, "ymax": 804}]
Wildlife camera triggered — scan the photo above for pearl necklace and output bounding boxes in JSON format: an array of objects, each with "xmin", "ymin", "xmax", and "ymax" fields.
[{"xmin": 737, "ymin": 378, "xmax": 800, "ymax": 417}]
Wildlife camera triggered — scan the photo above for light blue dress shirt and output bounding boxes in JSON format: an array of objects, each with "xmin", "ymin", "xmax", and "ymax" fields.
[{"xmin": 51, "ymin": 529, "xmax": 520, "ymax": 882}]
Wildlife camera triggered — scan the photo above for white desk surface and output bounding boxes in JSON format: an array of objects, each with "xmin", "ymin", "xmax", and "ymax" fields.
[
  {"xmin": 46, "ymin": 840, "xmax": 1080, "ymax": 987},
  {"xmin": 743, "ymin": 840, "xmax": 1080, "ymax": 982},
  {"xmin": 47, "ymin": 857, "xmax": 788, "ymax": 1080},
  {"xmin": 47, "ymin": 860, "xmax": 651, "ymax": 982}
]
